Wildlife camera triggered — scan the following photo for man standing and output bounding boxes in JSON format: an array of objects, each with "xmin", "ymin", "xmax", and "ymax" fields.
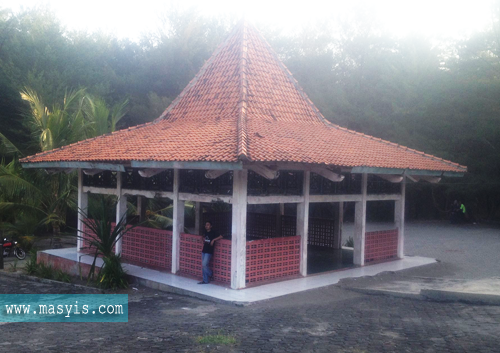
[{"xmin": 198, "ymin": 221, "xmax": 223, "ymax": 284}]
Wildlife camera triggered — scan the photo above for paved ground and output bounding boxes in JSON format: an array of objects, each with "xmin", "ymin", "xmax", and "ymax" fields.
[
  {"xmin": 1, "ymin": 221, "xmax": 499, "ymax": 352},
  {"xmin": 0, "ymin": 274, "xmax": 499, "ymax": 352},
  {"xmin": 343, "ymin": 221, "xmax": 500, "ymax": 279}
]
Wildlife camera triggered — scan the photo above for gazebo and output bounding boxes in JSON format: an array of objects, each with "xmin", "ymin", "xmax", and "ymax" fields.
[{"xmin": 21, "ymin": 21, "xmax": 466, "ymax": 290}]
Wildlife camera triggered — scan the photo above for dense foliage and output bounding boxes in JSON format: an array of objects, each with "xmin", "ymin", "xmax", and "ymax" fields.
[{"xmin": 1, "ymin": 4, "xmax": 499, "ymax": 231}]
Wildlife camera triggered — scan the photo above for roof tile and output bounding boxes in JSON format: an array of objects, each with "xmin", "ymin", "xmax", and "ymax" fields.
[{"xmin": 21, "ymin": 21, "xmax": 466, "ymax": 173}]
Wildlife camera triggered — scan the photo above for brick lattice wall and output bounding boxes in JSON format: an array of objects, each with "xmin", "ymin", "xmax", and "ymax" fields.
[
  {"xmin": 81, "ymin": 220, "xmax": 172, "ymax": 271},
  {"xmin": 122, "ymin": 227, "xmax": 172, "ymax": 271},
  {"xmin": 179, "ymin": 233, "xmax": 231, "ymax": 283},
  {"xmin": 246, "ymin": 236, "xmax": 300, "ymax": 284},
  {"xmin": 364, "ymin": 229, "xmax": 399, "ymax": 263}
]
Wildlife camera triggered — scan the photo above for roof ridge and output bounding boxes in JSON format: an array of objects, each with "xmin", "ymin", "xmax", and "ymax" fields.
[
  {"xmin": 236, "ymin": 21, "xmax": 249, "ymax": 161},
  {"xmin": 153, "ymin": 26, "xmax": 237, "ymax": 123},
  {"xmin": 253, "ymin": 26, "xmax": 328, "ymax": 126}
]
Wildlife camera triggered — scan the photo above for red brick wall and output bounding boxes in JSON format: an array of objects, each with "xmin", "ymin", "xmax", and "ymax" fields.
[
  {"xmin": 81, "ymin": 220, "xmax": 173, "ymax": 271},
  {"xmin": 37, "ymin": 252, "xmax": 98, "ymax": 278},
  {"xmin": 122, "ymin": 227, "xmax": 172, "ymax": 271},
  {"xmin": 179, "ymin": 234, "xmax": 301, "ymax": 285},
  {"xmin": 365, "ymin": 229, "xmax": 399, "ymax": 263},
  {"xmin": 179, "ymin": 233, "xmax": 231, "ymax": 283},
  {"xmin": 246, "ymin": 236, "xmax": 300, "ymax": 284}
]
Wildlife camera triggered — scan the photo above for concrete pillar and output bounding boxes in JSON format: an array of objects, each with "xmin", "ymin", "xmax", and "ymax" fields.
[
  {"xmin": 231, "ymin": 169, "xmax": 248, "ymax": 290},
  {"xmin": 77, "ymin": 169, "xmax": 88, "ymax": 252},
  {"xmin": 395, "ymin": 175, "xmax": 406, "ymax": 258},
  {"xmin": 172, "ymin": 169, "xmax": 184, "ymax": 274},
  {"xmin": 115, "ymin": 172, "xmax": 126, "ymax": 255},
  {"xmin": 354, "ymin": 173, "xmax": 368, "ymax": 266},
  {"xmin": 333, "ymin": 201, "xmax": 343, "ymax": 249},
  {"xmin": 297, "ymin": 171, "xmax": 310, "ymax": 276},
  {"xmin": 194, "ymin": 202, "xmax": 201, "ymax": 235},
  {"xmin": 275, "ymin": 204, "xmax": 282, "ymax": 237},
  {"xmin": 137, "ymin": 196, "xmax": 147, "ymax": 222}
]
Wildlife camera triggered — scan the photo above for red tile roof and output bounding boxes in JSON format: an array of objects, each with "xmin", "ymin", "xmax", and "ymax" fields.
[{"xmin": 21, "ymin": 21, "xmax": 466, "ymax": 173}]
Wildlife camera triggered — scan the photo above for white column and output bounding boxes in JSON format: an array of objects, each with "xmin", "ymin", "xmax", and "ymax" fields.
[
  {"xmin": 77, "ymin": 169, "xmax": 88, "ymax": 252},
  {"xmin": 194, "ymin": 201, "xmax": 201, "ymax": 235},
  {"xmin": 297, "ymin": 171, "xmax": 310, "ymax": 276},
  {"xmin": 115, "ymin": 172, "xmax": 126, "ymax": 255},
  {"xmin": 395, "ymin": 175, "xmax": 406, "ymax": 258},
  {"xmin": 275, "ymin": 204, "xmax": 282, "ymax": 237},
  {"xmin": 172, "ymin": 169, "xmax": 184, "ymax": 274},
  {"xmin": 137, "ymin": 196, "xmax": 146, "ymax": 222},
  {"xmin": 333, "ymin": 201, "xmax": 343, "ymax": 249},
  {"xmin": 354, "ymin": 173, "xmax": 368, "ymax": 266},
  {"xmin": 231, "ymin": 169, "xmax": 248, "ymax": 290}
]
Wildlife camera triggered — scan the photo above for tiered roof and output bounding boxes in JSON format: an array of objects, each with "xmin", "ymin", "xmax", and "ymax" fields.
[{"xmin": 20, "ymin": 21, "xmax": 466, "ymax": 174}]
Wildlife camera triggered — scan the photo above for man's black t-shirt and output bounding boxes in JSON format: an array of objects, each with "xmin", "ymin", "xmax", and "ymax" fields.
[{"xmin": 202, "ymin": 230, "xmax": 220, "ymax": 254}]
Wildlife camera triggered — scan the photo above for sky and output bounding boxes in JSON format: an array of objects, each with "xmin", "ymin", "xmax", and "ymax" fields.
[{"xmin": 3, "ymin": 0, "xmax": 495, "ymax": 40}]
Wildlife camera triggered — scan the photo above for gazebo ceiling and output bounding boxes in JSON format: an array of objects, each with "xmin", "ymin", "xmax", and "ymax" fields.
[{"xmin": 20, "ymin": 21, "xmax": 466, "ymax": 175}]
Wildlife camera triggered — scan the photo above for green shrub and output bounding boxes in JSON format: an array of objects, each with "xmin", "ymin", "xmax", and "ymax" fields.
[
  {"xmin": 17, "ymin": 235, "xmax": 35, "ymax": 253},
  {"xmin": 55, "ymin": 269, "xmax": 71, "ymax": 283},
  {"xmin": 97, "ymin": 254, "xmax": 128, "ymax": 290},
  {"xmin": 36, "ymin": 262, "xmax": 55, "ymax": 279},
  {"xmin": 24, "ymin": 249, "xmax": 39, "ymax": 275},
  {"xmin": 344, "ymin": 236, "xmax": 354, "ymax": 247}
]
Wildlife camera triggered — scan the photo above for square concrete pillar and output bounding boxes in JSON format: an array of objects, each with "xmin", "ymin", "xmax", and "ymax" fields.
[
  {"xmin": 231, "ymin": 169, "xmax": 248, "ymax": 289},
  {"xmin": 194, "ymin": 202, "xmax": 201, "ymax": 235},
  {"xmin": 297, "ymin": 171, "xmax": 310, "ymax": 276},
  {"xmin": 395, "ymin": 175, "xmax": 406, "ymax": 258},
  {"xmin": 137, "ymin": 196, "xmax": 147, "ymax": 222},
  {"xmin": 172, "ymin": 169, "xmax": 184, "ymax": 274},
  {"xmin": 354, "ymin": 173, "xmax": 368, "ymax": 266},
  {"xmin": 77, "ymin": 169, "xmax": 88, "ymax": 252},
  {"xmin": 333, "ymin": 201, "xmax": 344, "ymax": 250},
  {"xmin": 115, "ymin": 172, "xmax": 127, "ymax": 255}
]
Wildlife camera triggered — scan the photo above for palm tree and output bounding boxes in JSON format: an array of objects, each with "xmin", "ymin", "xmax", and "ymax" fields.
[
  {"xmin": 82, "ymin": 96, "xmax": 129, "ymax": 137},
  {"xmin": 20, "ymin": 87, "xmax": 87, "ymax": 151},
  {"xmin": 0, "ymin": 159, "xmax": 76, "ymax": 237},
  {"xmin": 0, "ymin": 87, "xmax": 129, "ymax": 238}
]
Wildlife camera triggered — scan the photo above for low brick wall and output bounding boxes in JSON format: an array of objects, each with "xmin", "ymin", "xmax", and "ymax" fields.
[
  {"xmin": 179, "ymin": 233, "xmax": 232, "ymax": 283},
  {"xmin": 81, "ymin": 220, "xmax": 173, "ymax": 271},
  {"xmin": 365, "ymin": 229, "xmax": 399, "ymax": 263},
  {"xmin": 246, "ymin": 236, "xmax": 300, "ymax": 284},
  {"xmin": 122, "ymin": 227, "xmax": 173, "ymax": 271},
  {"xmin": 37, "ymin": 251, "xmax": 99, "ymax": 278}
]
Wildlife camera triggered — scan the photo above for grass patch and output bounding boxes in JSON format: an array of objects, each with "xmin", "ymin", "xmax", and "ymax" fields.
[{"xmin": 196, "ymin": 333, "xmax": 237, "ymax": 345}]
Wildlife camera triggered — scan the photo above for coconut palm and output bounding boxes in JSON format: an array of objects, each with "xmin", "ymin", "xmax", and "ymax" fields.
[
  {"xmin": 82, "ymin": 96, "xmax": 129, "ymax": 137},
  {"xmin": 20, "ymin": 87, "xmax": 87, "ymax": 151},
  {"xmin": 0, "ymin": 159, "xmax": 76, "ymax": 237},
  {"xmin": 0, "ymin": 87, "xmax": 129, "ymax": 239}
]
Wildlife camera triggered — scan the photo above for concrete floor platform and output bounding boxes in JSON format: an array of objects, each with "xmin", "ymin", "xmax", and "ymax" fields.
[
  {"xmin": 347, "ymin": 276, "xmax": 500, "ymax": 305},
  {"xmin": 42, "ymin": 248, "xmax": 436, "ymax": 304}
]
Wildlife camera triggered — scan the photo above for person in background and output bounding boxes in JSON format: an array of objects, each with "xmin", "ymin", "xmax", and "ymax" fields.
[
  {"xmin": 198, "ymin": 221, "xmax": 223, "ymax": 284},
  {"xmin": 459, "ymin": 201, "xmax": 467, "ymax": 223}
]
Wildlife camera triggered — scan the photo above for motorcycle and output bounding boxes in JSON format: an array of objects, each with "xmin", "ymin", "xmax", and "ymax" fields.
[{"xmin": 2, "ymin": 238, "xmax": 26, "ymax": 260}]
